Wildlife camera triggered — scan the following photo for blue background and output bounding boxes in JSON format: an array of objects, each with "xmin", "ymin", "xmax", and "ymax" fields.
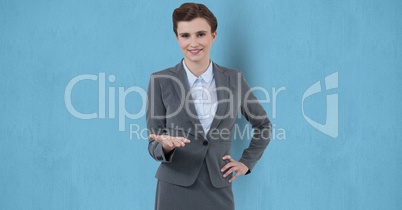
[{"xmin": 1, "ymin": 0, "xmax": 401, "ymax": 209}]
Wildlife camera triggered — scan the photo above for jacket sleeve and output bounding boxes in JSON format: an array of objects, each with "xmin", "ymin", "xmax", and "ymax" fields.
[
  {"xmin": 238, "ymin": 72, "xmax": 272, "ymax": 174},
  {"xmin": 146, "ymin": 74, "xmax": 175, "ymax": 162}
]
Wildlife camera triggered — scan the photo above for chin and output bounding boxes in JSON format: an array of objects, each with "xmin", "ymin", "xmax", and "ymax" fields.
[{"xmin": 187, "ymin": 55, "xmax": 206, "ymax": 62}]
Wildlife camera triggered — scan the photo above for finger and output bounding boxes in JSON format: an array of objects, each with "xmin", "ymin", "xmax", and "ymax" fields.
[
  {"xmin": 166, "ymin": 141, "xmax": 174, "ymax": 148},
  {"xmin": 179, "ymin": 137, "xmax": 191, "ymax": 143},
  {"xmin": 221, "ymin": 162, "xmax": 235, "ymax": 173},
  {"xmin": 172, "ymin": 140, "xmax": 183, "ymax": 148},
  {"xmin": 229, "ymin": 171, "xmax": 242, "ymax": 183},
  {"xmin": 223, "ymin": 166, "xmax": 237, "ymax": 178},
  {"xmin": 222, "ymin": 155, "xmax": 233, "ymax": 161},
  {"xmin": 150, "ymin": 135, "xmax": 190, "ymax": 143},
  {"xmin": 176, "ymin": 137, "xmax": 188, "ymax": 146},
  {"xmin": 178, "ymin": 140, "xmax": 186, "ymax": 147}
]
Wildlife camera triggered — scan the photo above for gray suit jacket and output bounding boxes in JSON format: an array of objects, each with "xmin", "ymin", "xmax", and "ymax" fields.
[{"xmin": 146, "ymin": 61, "xmax": 271, "ymax": 188}]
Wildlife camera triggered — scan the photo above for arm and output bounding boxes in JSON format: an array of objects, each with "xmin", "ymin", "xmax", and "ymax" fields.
[
  {"xmin": 146, "ymin": 75, "xmax": 172, "ymax": 162},
  {"xmin": 146, "ymin": 75, "xmax": 190, "ymax": 162},
  {"xmin": 221, "ymin": 72, "xmax": 272, "ymax": 182},
  {"xmin": 238, "ymin": 72, "xmax": 272, "ymax": 174}
]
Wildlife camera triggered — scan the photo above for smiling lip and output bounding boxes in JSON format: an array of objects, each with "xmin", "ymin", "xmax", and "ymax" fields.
[{"xmin": 188, "ymin": 49, "xmax": 202, "ymax": 55}]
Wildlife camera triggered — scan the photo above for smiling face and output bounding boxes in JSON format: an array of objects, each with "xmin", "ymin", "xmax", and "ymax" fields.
[{"xmin": 176, "ymin": 18, "xmax": 217, "ymax": 66}]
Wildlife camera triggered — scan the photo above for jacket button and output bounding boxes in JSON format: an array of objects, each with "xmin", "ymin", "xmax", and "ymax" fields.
[{"xmin": 203, "ymin": 140, "xmax": 209, "ymax": 146}]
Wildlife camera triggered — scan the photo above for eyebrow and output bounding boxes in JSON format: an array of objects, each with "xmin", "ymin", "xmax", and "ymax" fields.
[{"xmin": 178, "ymin": 30, "xmax": 208, "ymax": 35}]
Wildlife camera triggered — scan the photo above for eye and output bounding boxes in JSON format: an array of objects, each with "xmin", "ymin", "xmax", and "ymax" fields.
[
  {"xmin": 197, "ymin": 32, "xmax": 206, "ymax": 37},
  {"xmin": 180, "ymin": 34, "xmax": 190, "ymax": 38}
]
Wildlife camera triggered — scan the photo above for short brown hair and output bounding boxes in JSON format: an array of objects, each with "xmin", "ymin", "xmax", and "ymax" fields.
[{"xmin": 172, "ymin": 3, "xmax": 218, "ymax": 36}]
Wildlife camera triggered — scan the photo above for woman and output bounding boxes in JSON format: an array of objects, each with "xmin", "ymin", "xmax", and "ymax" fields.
[{"xmin": 146, "ymin": 3, "xmax": 272, "ymax": 210}]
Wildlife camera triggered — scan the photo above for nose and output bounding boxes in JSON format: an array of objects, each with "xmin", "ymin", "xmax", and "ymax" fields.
[{"xmin": 189, "ymin": 36, "xmax": 198, "ymax": 47}]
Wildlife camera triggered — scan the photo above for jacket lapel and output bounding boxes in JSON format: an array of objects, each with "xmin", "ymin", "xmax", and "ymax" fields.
[
  {"xmin": 170, "ymin": 61, "xmax": 205, "ymax": 137},
  {"xmin": 207, "ymin": 63, "xmax": 229, "ymax": 135},
  {"xmin": 170, "ymin": 61, "xmax": 229, "ymax": 138}
]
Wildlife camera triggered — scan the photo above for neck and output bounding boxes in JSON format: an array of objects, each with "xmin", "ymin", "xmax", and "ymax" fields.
[{"xmin": 184, "ymin": 57, "xmax": 210, "ymax": 77}]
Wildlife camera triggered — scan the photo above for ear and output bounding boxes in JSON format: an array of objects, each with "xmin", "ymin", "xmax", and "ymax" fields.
[{"xmin": 212, "ymin": 31, "xmax": 217, "ymax": 42}]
